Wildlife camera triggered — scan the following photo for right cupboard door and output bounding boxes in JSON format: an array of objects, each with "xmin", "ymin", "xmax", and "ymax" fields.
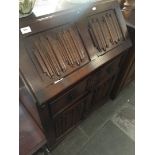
[
  {"xmin": 92, "ymin": 76, "xmax": 116, "ymax": 106},
  {"xmin": 53, "ymin": 93, "xmax": 92, "ymax": 140}
]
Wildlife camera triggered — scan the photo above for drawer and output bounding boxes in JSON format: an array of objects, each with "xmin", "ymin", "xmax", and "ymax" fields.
[
  {"xmin": 96, "ymin": 56, "xmax": 121, "ymax": 84},
  {"xmin": 86, "ymin": 56, "xmax": 121, "ymax": 92},
  {"xmin": 50, "ymin": 79, "xmax": 88, "ymax": 115}
]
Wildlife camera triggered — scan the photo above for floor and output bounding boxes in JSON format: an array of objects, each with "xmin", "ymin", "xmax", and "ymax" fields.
[{"xmin": 38, "ymin": 81, "xmax": 135, "ymax": 155}]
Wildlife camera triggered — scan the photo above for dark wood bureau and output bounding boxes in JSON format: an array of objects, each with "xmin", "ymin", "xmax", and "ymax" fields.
[{"xmin": 19, "ymin": 0, "xmax": 132, "ymax": 150}]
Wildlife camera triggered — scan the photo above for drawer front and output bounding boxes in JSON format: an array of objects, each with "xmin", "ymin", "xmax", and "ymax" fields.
[
  {"xmin": 53, "ymin": 94, "xmax": 91, "ymax": 139},
  {"xmin": 50, "ymin": 79, "xmax": 87, "ymax": 115},
  {"xmin": 86, "ymin": 56, "xmax": 121, "ymax": 91},
  {"xmin": 96, "ymin": 56, "xmax": 121, "ymax": 84}
]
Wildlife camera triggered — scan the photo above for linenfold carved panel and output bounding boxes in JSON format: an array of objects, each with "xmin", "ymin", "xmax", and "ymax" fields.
[
  {"xmin": 26, "ymin": 25, "xmax": 89, "ymax": 84},
  {"xmin": 88, "ymin": 9, "xmax": 124, "ymax": 55}
]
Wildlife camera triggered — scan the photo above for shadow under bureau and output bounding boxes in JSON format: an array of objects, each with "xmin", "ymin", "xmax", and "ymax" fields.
[{"xmin": 19, "ymin": 0, "xmax": 132, "ymax": 150}]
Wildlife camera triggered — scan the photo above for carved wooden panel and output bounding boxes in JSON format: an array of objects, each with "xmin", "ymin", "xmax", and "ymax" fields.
[
  {"xmin": 25, "ymin": 25, "xmax": 90, "ymax": 84},
  {"xmin": 53, "ymin": 95, "xmax": 90, "ymax": 139},
  {"xmin": 77, "ymin": 9, "xmax": 125, "ymax": 59},
  {"xmin": 88, "ymin": 10, "xmax": 124, "ymax": 55}
]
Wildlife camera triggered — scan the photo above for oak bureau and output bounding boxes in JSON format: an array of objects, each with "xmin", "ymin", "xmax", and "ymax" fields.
[{"xmin": 19, "ymin": 0, "xmax": 132, "ymax": 150}]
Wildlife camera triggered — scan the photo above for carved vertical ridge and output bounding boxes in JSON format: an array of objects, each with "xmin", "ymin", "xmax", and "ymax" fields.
[
  {"xmin": 33, "ymin": 49, "xmax": 51, "ymax": 77},
  {"xmin": 58, "ymin": 32, "xmax": 74, "ymax": 65},
  {"xmin": 34, "ymin": 40, "xmax": 54, "ymax": 78},
  {"xmin": 63, "ymin": 31, "xmax": 80, "ymax": 65},
  {"xmin": 68, "ymin": 29, "xmax": 81, "ymax": 64},
  {"xmin": 39, "ymin": 36, "xmax": 61, "ymax": 76},
  {"xmin": 106, "ymin": 13, "xmax": 118, "ymax": 43},
  {"xmin": 111, "ymin": 10, "xmax": 124, "ymax": 41},
  {"xmin": 95, "ymin": 18, "xmax": 107, "ymax": 51},
  {"xmin": 69, "ymin": 27, "xmax": 85, "ymax": 61},
  {"xmin": 103, "ymin": 15, "xmax": 115, "ymax": 44},
  {"xmin": 65, "ymin": 30, "xmax": 80, "ymax": 65},
  {"xmin": 98, "ymin": 17, "xmax": 109, "ymax": 48},
  {"xmin": 89, "ymin": 18, "xmax": 103, "ymax": 51},
  {"xmin": 44, "ymin": 36, "xmax": 62, "ymax": 76},
  {"xmin": 46, "ymin": 36, "xmax": 67, "ymax": 72},
  {"xmin": 96, "ymin": 18, "xmax": 108, "ymax": 49}
]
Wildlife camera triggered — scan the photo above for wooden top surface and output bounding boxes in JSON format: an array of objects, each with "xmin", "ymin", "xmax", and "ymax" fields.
[
  {"xmin": 20, "ymin": 0, "xmax": 85, "ymax": 22},
  {"xmin": 20, "ymin": 0, "xmax": 105, "ymax": 23}
]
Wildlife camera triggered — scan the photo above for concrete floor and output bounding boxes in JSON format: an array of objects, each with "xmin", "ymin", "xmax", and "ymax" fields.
[{"xmin": 39, "ymin": 81, "xmax": 135, "ymax": 155}]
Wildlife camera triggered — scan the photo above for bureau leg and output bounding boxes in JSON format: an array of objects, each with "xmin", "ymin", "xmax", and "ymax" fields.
[{"xmin": 37, "ymin": 104, "xmax": 56, "ymax": 150}]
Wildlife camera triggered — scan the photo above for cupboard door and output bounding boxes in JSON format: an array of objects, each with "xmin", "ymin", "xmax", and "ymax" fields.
[
  {"xmin": 92, "ymin": 76, "xmax": 115, "ymax": 106},
  {"xmin": 53, "ymin": 94, "xmax": 91, "ymax": 139}
]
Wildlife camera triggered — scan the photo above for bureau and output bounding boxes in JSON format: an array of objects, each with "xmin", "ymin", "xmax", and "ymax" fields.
[{"xmin": 19, "ymin": 0, "xmax": 132, "ymax": 150}]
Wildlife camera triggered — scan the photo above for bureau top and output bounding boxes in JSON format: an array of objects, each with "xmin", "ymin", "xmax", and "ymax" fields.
[
  {"xmin": 19, "ymin": 0, "xmax": 110, "ymax": 24},
  {"xmin": 19, "ymin": 0, "xmax": 132, "ymax": 105}
]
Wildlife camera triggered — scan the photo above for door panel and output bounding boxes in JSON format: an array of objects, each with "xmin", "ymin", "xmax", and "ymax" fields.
[
  {"xmin": 92, "ymin": 76, "xmax": 115, "ymax": 106},
  {"xmin": 53, "ymin": 94, "xmax": 92, "ymax": 139}
]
